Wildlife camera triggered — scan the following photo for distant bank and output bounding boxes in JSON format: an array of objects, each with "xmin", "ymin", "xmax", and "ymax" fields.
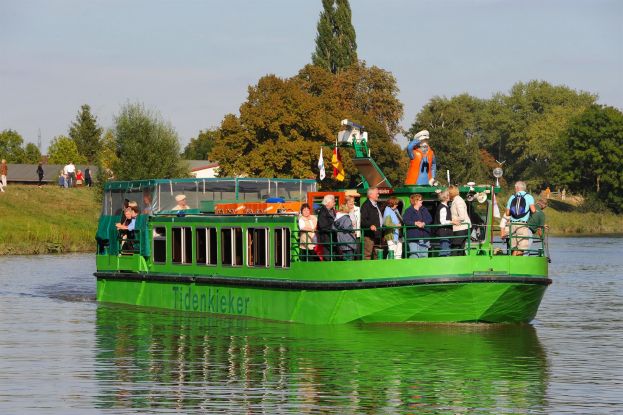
[{"xmin": 0, "ymin": 185, "xmax": 621, "ymax": 255}]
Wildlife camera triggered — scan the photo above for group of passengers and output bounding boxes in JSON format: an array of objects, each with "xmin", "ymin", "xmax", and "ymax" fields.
[
  {"xmin": 500, "ymin": 181, "xmax": 548, "ymax": 256},
  {"xmin": 115, "ymin": 200, "xmax": 140, "ymax": 251},
  {"xmin": 298, "ymin": 186, "xmax": 474, "ymax": 261}
]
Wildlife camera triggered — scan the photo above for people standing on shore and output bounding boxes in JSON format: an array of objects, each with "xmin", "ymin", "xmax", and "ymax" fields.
[
  {"xmin": 0, "ymin": 159, "xmax": 7, "ymax": 192},
  {"xmin": 360, "ymin": 187, "xmax": 383, "ymax": 260},
  {"xmin": 63, "ymin": 162, "xmax": 76, "ymax": 188},
  {"xmin": 84, "ymin": 167, "xmax": 92, "ymax": 187},
  {"xmin": 76, "ymin": 170, "xmax": 84, "ymax": 186},
  {"xmin": 36, "ymin": 163, "xmax": 44, "ymax": 187}
]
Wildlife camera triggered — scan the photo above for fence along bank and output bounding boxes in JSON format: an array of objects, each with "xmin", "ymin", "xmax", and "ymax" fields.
[{"xmin": 94, "ymin": 121, "xmax": 551, "ymax": 324}]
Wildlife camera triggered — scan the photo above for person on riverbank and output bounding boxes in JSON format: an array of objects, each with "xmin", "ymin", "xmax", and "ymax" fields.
[
  {"xmin": 298, "ymin": 203, "xmax": 317, "ymax": 262},
  {"xmin": 383, "ymin": 196, "xmax": 404, "ymax": 259},
  {"xmin": 0, "ymin": 159, "xmax": 7, "ymax": 192},
  {"xmin": 64, "ymin": 161, "xmax": 76, "ymax": 188},
  {"xmin": 76, "ymin": 170, "xmax": 84, "ymax": 186},
  {"xmin": 36, "ymin": 163, "xmax": 44, "ymax": 187},
  {"xmin": 434, "ymin": 190, "xmax": 453, "ymax": 257},
  {"xmin": 84, "ymin": 167, "xmax": 92, "ymax": 187},
  {"xmin": 403, "ymin": 194, "xmax": 432, "ymax": 258},
  {"xmin": 506, "ymin": 181, "xmax": 536, "ymax": 256},
  {"xmin": 360, "ymin": 187, "xmax": 383, "ymax": 260},
  {"xmin": 449, "ymin": 185, "xmax": 471, "ymax": 256}
]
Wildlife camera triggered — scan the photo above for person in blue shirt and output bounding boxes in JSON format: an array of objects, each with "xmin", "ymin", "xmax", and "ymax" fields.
[{"xmin": 505, "ymin": 181, "xmax": 536, "ymax": 256}]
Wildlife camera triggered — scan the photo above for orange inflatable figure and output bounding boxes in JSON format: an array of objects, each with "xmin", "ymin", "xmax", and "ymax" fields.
[{"xmin": 405, "ymin": 130, "xmax": 437, "ymax": 185}]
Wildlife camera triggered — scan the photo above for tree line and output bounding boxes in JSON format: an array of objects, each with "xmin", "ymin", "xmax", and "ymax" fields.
[{"xmin": 0, "ymin": 0, "xmax": 620, "ymax": 212}]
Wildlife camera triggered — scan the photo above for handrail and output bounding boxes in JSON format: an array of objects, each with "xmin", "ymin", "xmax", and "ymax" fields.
[{"xmin": 295, "ymin": 221, "xmax": 548, "ymax": 261}]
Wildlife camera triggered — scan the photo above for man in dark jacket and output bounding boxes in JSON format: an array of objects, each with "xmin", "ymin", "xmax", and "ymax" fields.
[
  {"xmin": 360, "ymin": 187, "xmax": 383, "ymax": 259},
  {"xmin": 317, "ymin": 194, "xmax": 336, "ymax": 260},
  {"xmin": 403, "ymin": 194, "xmax": 433, "ymax": 258}
]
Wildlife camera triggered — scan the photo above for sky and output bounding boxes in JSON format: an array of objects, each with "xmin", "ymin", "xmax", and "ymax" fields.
[{"xmin": 1, "ymin": 0, "xmax": 621, "ymax": 152}]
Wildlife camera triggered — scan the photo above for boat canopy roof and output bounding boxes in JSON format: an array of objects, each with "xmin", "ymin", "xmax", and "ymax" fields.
[{"xmin": 102, "ymin": 177, "xmax": 317, "ymax": 216}]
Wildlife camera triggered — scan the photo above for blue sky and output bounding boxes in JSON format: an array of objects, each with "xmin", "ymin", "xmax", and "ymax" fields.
[{"xmin": 1, "ymin": 0, "xmax": 621, "ymax": 151}]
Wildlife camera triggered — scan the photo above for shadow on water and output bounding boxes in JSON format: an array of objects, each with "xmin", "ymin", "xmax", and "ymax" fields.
[
  {"xmin": 94, "ymin": 304, "xmax": 549, "ymax": 414},
  {"xmin": 36, "ymin": 282, "xmax": 96, "ymax": 303}
]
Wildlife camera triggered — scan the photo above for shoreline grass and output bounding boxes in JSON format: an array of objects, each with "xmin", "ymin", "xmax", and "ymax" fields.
[{"xmin": 0, "ymin": 184, "xmax": 621, "ymax": 255}]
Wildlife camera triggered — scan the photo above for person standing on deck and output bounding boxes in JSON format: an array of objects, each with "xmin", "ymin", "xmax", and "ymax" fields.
[
  {"xmin": 403, "ymin": 194, "xmax": 433, "ymax": 258},
  {"xmin": 434, "ymin": 190, "xmax": 453, "ymax": 257},
  {"xmin": 0, "ymin": 159, "xmax": 7, "ymax": 192},
  {"xmin": 506, "ymin": 181, "xmax": 536, "ymax": 256},
  {"xmin": 360, "ymin": 187, "xmax": 383, "ymax": 260},
  {"xmin": 449, "ymin": 186, "xmax": 471, "ymax": 256},
  {"xmin": 383, "ymin": 196, "xmax": 404, "ymax": 259},
  {"xmin": 405, "ymin": 130, "xmax": 437, "ymax": 186},
  {"xmin": 317, "ymin": 194, "xmax": 337, "ymax": 260},
  {"xmin": 527, "ymin": 198, "xmax": 548, "ymax": 252}
]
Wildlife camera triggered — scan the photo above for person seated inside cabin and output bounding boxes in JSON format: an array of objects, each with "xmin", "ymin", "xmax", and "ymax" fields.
[
  {"xmin": 334, "ymin": 204, "xmax": 358, "ymax": 261},
  {"xmin": 173, "ymin": 194, "xmax": 189, "ymax": 210},
  {"xmin": 115, "ymin": 207, "xmax": 136, "ymax": 251},
  {"xmin": 382, "ymin": 196, "xmax": 404, "ymax": 259},
  {"xmin": 298, "ymin": 203, "xmax": 318, "ymax": 262},
  {"xmin": 142, "ymin": 190, "xmax": 153, "ymax": 214}
]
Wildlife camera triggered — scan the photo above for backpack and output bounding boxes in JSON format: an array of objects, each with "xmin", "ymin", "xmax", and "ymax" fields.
[{"xmin": 509, "ymin": 193, "xmax": 528, "ymax": 219}]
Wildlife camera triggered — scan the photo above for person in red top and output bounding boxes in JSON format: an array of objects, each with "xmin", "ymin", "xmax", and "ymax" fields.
[{"xmin": 76, "ymin": 170, "xmax": 85, "ymax": 186}]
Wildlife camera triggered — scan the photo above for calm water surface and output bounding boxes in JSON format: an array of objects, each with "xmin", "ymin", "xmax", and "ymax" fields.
[{"xmin": 0, "ymin": 237, "xmax": 622, "ymax": 414}]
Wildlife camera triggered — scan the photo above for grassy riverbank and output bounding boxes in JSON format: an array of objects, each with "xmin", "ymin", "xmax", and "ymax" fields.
[
  {"xmin": 0, "ymin": 185, "xmax": 621, "ymax": 255},
  {"xmin": 0, "ymin": 184, "xmax": 100, "ymax": 255}
]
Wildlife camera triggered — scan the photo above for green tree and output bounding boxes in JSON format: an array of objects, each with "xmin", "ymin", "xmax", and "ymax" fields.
[
  {"xmin": 112, "ymin": 103, "xmax": 187, "ymax": 180},
  {"xmin": 23, "ymin": 143, "xmax": 42, "ymax": 163},
  {"xmin": 409, "ymin": 94, "xmax": 489, "ymax": 184},
  {"xmin": 479, "ymin": 81, "xmax": 596, "ymax": 185},
  {"xmin": 551, "ymin": 105, "xmax": 623, "ymax": 212},
  {"xmin": 182, "ymin": 129, "xmax": 218, "ymax": 160},
  {"xmin": 47, "ymin": 135, "xmax": 87, "ymax": 164},
  {"xmin": 0, "ymin": 129, "xmax": 26, "ymax": 162},
  {"xmin": 211, "ymin": 63, "xmax": 407, "ymax": 185},
  {"xmin": 69, "ymin": 104, "xmax": 103, "ymax": 163},
  {"xmin": 311, "ymin": 0, "xmax": 357, "ymax": 74}
]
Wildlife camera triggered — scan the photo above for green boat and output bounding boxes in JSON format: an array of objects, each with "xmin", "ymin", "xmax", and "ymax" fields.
[{"xmin": 95, "ymin": 121, "xmax": 551, "ymax": 324}]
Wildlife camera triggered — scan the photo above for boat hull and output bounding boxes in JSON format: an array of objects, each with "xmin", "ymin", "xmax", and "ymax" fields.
[{"xmin": 95, "ymin": 274, "xmax": 549, "ymax": 324}]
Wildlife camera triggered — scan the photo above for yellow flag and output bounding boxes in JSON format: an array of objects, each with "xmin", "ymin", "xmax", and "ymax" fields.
[{"xmin": 331, "ymin": 147, "xmax": 345, "ymax": 181}]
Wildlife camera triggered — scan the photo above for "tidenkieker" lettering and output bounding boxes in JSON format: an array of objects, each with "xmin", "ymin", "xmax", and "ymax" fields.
[{"xmin": 172, "ymin": 286, "xmax": 250, "ymax": 315}]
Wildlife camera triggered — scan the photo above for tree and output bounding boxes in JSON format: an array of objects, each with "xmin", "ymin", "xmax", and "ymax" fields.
[
  {"xmin": 211, "ymin": 63, "xmax": 407, "ymax": 185},
  {"xmin": 47, "ymin": 135, "xmax": 87, "ymax": 164},
  {"xmin": 112, "ymin": 103, "xmax": 187, "ymax": 180},
  {"xmin": 311, "ymin": 0, "xmax": 357, "ymax": 74},
  {"xmin": 23, "ymin": 143, "xmax": 42, "ymax": 164},
  {"xmin": 409, "ymin": 94, "xmax": 489, "ymax": 184},
  {"xmin": 68, "ymin": 104, "xmax": 103, "ymax": 163},
  {"xmin": 182, "ymin": 129, "xmax": 218, "ymax": 160},
  {"xmin": 551, "ymin": 105, "xmax": 623, "ymax": 212},
  {"xmin": 0, "ymin": 129, "xmax": 26, "ymax": 162}
]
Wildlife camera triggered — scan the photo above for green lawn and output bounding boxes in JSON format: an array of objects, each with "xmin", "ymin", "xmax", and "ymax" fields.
[{"xmin": 0, "ymin": 184, "xmax": 100, "ymax": 254}]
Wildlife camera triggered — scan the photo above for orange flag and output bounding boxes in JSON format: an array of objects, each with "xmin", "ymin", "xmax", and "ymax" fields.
[{"xmin": 331, "ymin": 147, "xmax": 345, "ymax": 181}]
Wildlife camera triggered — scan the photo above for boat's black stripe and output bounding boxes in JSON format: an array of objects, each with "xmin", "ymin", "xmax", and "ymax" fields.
[{"xmin": 94, "ymin": 272, "xmax": 552, "ymax": 290}]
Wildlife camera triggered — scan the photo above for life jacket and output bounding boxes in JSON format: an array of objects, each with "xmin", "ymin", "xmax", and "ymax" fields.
[
  {"xmin": 405, "ymin": 148, "xmax": 435, "ymax": 185},
  {"xmin": 509, "ymin": 193, "xmax": 529, "ymax": 220}
]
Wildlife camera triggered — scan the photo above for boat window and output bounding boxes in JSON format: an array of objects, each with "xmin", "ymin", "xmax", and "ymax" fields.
[
  {"xmin": 196, "ymin": 227, "xmax": 217, "ymax": 266},
  {"xmin": 221, "ymin": 227, "xmax": 243, "ymax": 267},
  {"xmin": 247, "ymin": 228, "xmax": 269, "ymax": 267},
  {"xmin": 274, "ymin": 228, "xmax": 291, "ymax": 268},
  {"xmin": 153, "ymin": 227, "xmax": 166, "ymax": 263},
  {"xmin": 172, "ymin": 227, "xmax": 192, "ymax": 264}
]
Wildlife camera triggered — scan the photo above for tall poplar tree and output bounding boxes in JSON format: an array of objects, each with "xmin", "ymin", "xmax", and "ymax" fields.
[
  {"xmin": 312, "ymin": 0, "xmax": 357, "ymax": 74},
  {"xmin": 69, "ymin": 104, "xmax": 103, "ymax": 163}
]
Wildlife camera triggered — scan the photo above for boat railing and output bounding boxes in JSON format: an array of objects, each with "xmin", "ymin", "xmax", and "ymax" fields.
[
  {"xmin": 491, "ymin": 222, "xmax": 548, "ymax": 257},
  {"xmin": 296, "ymin": 222, "xmax": 548, "ymax": 261}
]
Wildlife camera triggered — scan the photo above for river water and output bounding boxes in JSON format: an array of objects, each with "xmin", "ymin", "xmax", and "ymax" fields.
[{"xmin": 0, "ymin": 237, "xmax": 621, "ymax": 414}]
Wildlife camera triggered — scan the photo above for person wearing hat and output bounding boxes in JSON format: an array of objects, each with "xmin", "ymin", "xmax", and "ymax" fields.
[
  {"xmin": 173, "ymin": 194, "xmax": 189, "ymax": 210},
  {"xmin": 405, "ymin": 130, "xmax": 437, "ymax": 186}
]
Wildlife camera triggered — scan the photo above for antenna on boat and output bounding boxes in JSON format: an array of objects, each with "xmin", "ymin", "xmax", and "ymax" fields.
[{"xmin": 493, "ymin": 160, "xmax": 505, "ymax": 187}]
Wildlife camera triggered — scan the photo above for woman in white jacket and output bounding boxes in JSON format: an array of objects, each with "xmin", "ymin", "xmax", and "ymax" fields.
[{"xmin": 448, "ymin": 186, "xmax": 471, "ymax": 256}]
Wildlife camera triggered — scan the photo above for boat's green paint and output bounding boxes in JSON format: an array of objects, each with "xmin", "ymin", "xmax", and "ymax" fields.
[{"xmin": 96, "ymin": 275, "xmax": 546, "ymax": 324}]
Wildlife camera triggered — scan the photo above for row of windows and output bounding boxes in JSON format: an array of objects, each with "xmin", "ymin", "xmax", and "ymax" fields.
[{"xmin": 153, "ymin": 227, "xmax": 291, "ymax": 268}]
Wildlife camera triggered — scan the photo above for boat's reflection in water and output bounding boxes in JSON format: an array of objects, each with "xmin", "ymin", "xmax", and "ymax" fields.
[{"xmin": 94, "ymin": 305, "xmax": 548, "ymax": 414}]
